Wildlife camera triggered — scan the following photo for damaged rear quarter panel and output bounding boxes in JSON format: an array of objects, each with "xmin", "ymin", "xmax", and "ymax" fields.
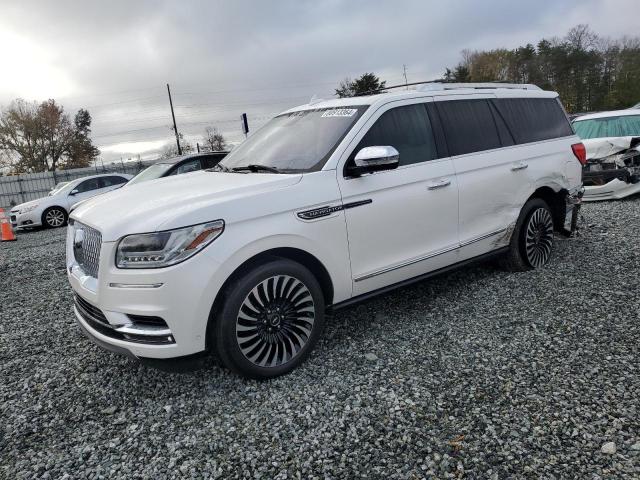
[{"xmin": 456, "ymin": 136, "xmax": 578, "ymax": 261}]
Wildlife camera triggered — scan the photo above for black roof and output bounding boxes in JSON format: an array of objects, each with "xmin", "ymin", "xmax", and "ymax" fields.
[{"xmin": 158, "ymin": 151, "xmax": 229, "ymax": 165}]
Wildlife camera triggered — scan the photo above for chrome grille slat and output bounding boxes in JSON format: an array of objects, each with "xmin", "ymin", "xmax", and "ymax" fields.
[{"xmin": 74, "ymin": 223, "xmax": 102, "ymax": 278}]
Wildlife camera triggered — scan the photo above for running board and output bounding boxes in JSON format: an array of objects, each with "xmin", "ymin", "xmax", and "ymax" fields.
[{"xmin": 329, "ymin": 247, "xmax": 508, "ymax": 311}]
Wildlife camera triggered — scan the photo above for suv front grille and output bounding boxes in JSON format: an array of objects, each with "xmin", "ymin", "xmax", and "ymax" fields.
[{"xmin": 73, "ymin": 223, "xmax": 102, "ymax": 278}]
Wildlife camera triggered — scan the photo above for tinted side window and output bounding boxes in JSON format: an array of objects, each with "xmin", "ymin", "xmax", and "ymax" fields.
[
  {"xmin": 75, "ymin": 178, "xmax": 100, "ymax": 193},
  {"xmin": 352, "ymin": 104, "xmax": 438, "ymax": 167},
  {"xmin": 436, "ymin": 99, "xmax": 502, "ymax": 156},
  {"xmin": 174, "ymin": 159, "xmax": 201, "ymax": 175},
  {"xmin": 99, "ymin": 176, "xmax": 127, "ymax": 188},
  {"xmin": 201, "ymin": 154, "xmax": 225, "ymax": 169},
  {"xmin": 492, "ymin": 98, "xmax": 574, "ymax": 143}
]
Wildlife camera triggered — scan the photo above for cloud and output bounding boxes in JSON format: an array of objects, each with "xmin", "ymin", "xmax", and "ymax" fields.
[{"xmin": 0, "ymin": 0, "xmax": 636, "ymax": 162}]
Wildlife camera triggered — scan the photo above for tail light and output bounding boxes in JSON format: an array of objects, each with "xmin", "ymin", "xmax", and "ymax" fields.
[{"xmin": 571, "ymin": 143, "xmax": 587, "ymax": 166}]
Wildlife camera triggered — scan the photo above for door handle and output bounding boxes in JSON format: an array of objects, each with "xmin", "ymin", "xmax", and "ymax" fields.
[
  {"xmin": 427, "ymin": 178, "xmax": 451, "ymax": 190},
  {"xmin": 511, "ymin": 162, "xmax": 528, "ymax": 171}
]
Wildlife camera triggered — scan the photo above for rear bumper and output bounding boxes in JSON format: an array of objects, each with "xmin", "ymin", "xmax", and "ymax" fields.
[{"xmin": 563, "ymin": 187, "xmax": 583, "ymax": 233}]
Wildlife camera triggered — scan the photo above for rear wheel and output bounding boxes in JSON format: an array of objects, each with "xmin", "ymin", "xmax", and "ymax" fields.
[
  {"xmin": 502, "ymin": 198, "xmax": 554, "ymax": 271},
  {"xmin": 213, "ymin": 258, "xmax": 325, "ymax": 379},
  {"xmin": 42, "ymin": 207, "xmax": 67, "ymax": 228}
]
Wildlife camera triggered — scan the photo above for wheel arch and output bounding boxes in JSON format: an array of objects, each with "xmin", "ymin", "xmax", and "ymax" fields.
[
  {"xmin": 205, "ymin": 247, "xmax": 335, "ymax": 351},
  {"xmin": 527, "ymin": 185, "xmax": 567, "ymax": 231},
  {"xmin": 41, "ymin": 205, "xmax": 68, "ymax": 226}
]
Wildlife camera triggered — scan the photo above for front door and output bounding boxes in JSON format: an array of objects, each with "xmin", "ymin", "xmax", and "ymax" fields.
[{"xmin": 337, "ymin": 100, "xmax": 459, "ymax": 296}]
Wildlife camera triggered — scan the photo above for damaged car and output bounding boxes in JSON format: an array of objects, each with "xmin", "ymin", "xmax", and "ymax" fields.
[{"xmin": 573, "ymin": 110, "xmax": 640, "ymax": 201}]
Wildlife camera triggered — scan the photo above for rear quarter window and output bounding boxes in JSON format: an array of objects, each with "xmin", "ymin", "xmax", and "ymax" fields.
[{"xmin": 492, "ymin": 98, "xmax": 574, "ymax": 144}]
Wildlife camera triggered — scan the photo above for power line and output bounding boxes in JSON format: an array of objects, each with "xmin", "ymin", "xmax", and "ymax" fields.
[{"xmin": 92, "ymin": 115, "xmax": 275, "ymax": 140}]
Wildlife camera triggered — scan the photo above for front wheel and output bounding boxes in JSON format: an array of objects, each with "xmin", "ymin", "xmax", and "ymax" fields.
[
  {"xmin": 502, "ymin": 198, "xmax": 554, "ymax": 271},
  {"xmin": 213, "ymin": 258, "xmax": 325, "ymax": 379},
  {"xmin": 42, "ymin": 207, "xmax": 67, "ymax": 228}
]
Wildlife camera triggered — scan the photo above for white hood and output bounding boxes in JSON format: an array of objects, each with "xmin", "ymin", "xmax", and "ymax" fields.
[
  {"xmin": 12, "ymin": 198, "xmax": 41, "ymax": 211},
  {"xmin": 70, "ymin": 170, "xmax": 302, "ymax": 241}
]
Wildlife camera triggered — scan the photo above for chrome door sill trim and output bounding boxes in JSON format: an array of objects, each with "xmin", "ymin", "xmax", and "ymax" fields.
[
  {"xmin": 459, "ymin": 228, "xmax": 507, "ymax": 248},
  {"xmin": 354, "ymin": 228, "xmax": 507, "ymax": 282},
  {"xmin": 108, "ymin": 283, "xmax": 164, "ymax": 289},
  {"xmin": 354, "ymin": 244, "xmax": 459, "ymax": 282}
]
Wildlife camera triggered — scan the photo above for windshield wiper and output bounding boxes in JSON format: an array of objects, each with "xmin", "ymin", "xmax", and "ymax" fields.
[{"xmin": 231, "ymin": 164, "xmax": 280, "ymax": 173}]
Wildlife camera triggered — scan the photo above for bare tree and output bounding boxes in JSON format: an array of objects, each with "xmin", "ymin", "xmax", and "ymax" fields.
[
  {"xmin": 566, "ymin": 24, "xmax": 598, "ymax": 50},
  {"xmin": 335, "ymin": 77, "xmax": 354, "ymax": 98},
  {"xmin": 202, "ymin": 127, "xmax": 227, "ymax": 151},
  {"xmin": 161, "ymin": 131, "xmax": 193, "ymax": 159}
]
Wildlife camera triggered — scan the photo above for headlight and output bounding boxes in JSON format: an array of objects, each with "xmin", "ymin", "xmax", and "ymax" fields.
[
  {"xmin": 116, "ymin": 220, "xmax": 224, "ymax": 269},
  {"xmin": 21, "ymin": 204, "xmax": 38, "ymax": 213}
]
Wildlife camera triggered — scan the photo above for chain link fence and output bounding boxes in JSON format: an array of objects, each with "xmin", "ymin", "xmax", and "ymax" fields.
[{"xmin": 0, "ymin": 161, "xmax": 156, "ymax": 210}]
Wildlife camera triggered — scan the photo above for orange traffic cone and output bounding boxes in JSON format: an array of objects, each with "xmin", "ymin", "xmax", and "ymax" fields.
[{"xmin": 0, "ymin": 208, "xmax": 17, "ymax": 241}]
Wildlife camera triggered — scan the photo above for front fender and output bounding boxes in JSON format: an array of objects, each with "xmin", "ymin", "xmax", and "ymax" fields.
[{"xmin": 200, "ymin": 213, "xmax": 353, "ymax": 315}]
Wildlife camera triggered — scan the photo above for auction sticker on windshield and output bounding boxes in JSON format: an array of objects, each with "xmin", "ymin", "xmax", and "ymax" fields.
[{"xmin": 321, "ymin": 109, "xmax": 358, "ymax": 118}]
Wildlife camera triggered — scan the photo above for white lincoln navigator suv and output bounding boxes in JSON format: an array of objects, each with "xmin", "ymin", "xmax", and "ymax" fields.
[{"xmin": 67, "ymin": 83, "xmax": 584, "ymax": 378}]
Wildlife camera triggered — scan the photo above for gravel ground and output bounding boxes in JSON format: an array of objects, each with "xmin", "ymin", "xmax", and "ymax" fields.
[{"xmin": 1, "ymin": 200, "xmax": 639, "ymax": 479}]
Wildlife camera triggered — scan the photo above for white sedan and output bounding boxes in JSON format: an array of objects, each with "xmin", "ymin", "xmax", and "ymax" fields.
[{"xmin": 10, "ymin": 173, "xmax": 132, "ymax": 229}]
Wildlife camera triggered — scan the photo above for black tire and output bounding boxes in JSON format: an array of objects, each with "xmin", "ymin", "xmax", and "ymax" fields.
[
  {"xmin": 212, "ymin": 258, "xmax": 325, "ymax": 379},
  {"xmin": 501, "ymin": 198, "xmax": 554, "ymax": 272},
  {"xmin": 42, "ymin": 206, "xmax": 67, "ymax": 228}
]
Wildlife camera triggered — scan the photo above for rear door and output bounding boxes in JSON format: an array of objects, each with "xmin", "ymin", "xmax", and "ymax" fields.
[
  {"xmin": 434, "ymin": 96, "xmax": 529, "ymax": 260},
  {"xmin": 491, "ymin": 96, "xmax": 578, "ymax": 192},
  {"xmin": 337, "ymin": 98, "xmax": 459, "ymax": 296}
]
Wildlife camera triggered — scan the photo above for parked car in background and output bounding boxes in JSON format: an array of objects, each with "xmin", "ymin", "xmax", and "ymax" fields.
[
  {"xmin": 126, "ymin": 152, "xmax": 228, "ymax": 187},
  {"xmin": 68, "ymin": 83, "xmax": 583, "ymax": 378},
  {"xmin": 10, "ymin": 173, "xmax": 132, "ymax": 229},
  {"xmin": 573, "ymin": 109, "xmax": 640, "ymax": 201}
]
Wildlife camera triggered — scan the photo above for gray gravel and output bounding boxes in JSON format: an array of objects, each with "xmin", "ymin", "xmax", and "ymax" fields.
[{"xmin": 1, "ymin": 199, "xmax": 639, "ymax": 479}]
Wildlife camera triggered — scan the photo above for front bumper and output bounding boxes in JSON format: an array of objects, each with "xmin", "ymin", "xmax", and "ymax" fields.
[
  {"xmin": 583, "ymin": 178, "xmax": 640, "ymax": 202},
  {"xmin": 10, "ymin": 210, "xmax": 41, "ymax": 229},
  {"xmin": 66, "ymin": 226, "xmax": 227, "ymax": 359}
]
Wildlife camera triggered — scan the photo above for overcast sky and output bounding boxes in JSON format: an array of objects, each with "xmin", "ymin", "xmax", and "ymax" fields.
[{"xmin": 0, "ymin": 0, "xmax": 637, "ymax": 163}]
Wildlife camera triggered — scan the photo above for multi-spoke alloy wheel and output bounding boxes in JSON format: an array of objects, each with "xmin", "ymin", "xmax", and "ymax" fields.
[
  {"xmin": 236, "ymin": 275, "xmax": 315, "ymax": 368},
  {"xmin": 524, "ymin": 207, "xmax": 554, "ymax": 267},
  {"xmin": 44, "ymin": 208, "xmax": 66, "ymax": 228}
]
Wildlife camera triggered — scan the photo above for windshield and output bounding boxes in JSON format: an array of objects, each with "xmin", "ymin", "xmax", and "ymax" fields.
[
  {"xmin": 573, "ymin": 115, "xmax": 640, "ymax": 139},
  {"xmin": 218, "ymin": 106, "xmax": 368, "ymax": 173},
  {"xmin": 52, "ymin": 180, "xmax": 81, "ymax": 196},
  {"xmin": 127, "ymin": 163, "xmax": 173, "ymax": 185},
  {"xmin": 48, "ymin": 181, "xmax": 69, "ymax": 195}
]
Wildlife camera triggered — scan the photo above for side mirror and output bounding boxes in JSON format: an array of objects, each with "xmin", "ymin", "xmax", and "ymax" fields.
[
  {"xmin": 69, "ymin": 189, "xmax": 79, "ymax": 196},
  {"xmin": 349, "ymin": 146, "xmax": 399, "ymax": 176}
]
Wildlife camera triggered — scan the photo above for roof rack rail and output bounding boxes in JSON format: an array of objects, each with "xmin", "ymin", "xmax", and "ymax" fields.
[
  {"xmin": 417, "ymin": 82, "xmax": 541, "ymax": 91},
  {"xmin": 357, "ymin": 80, "xmax": 541, "ymax": 96}
]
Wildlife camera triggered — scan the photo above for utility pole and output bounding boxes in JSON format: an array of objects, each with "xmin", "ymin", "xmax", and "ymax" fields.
[
  {"xmin": 403, "ymin": 65, "xmax": 409, "ymax": 90},
  {"xmin": 167, "ymin": 83, "xmax": 182, "ymax": 155}
]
